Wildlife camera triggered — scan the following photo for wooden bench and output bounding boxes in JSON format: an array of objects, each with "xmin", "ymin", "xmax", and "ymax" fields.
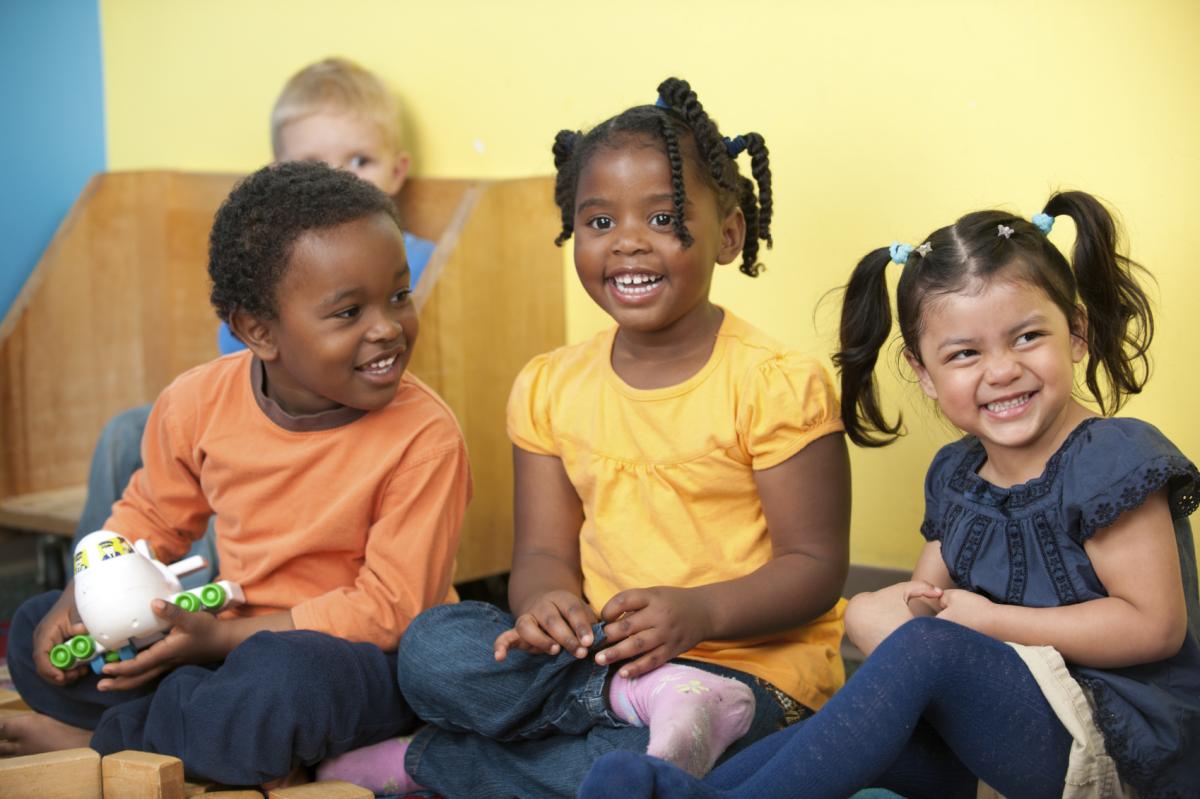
[{"xmin": 0, "ymin": 171, "xmax": 565, "ymax": 588}]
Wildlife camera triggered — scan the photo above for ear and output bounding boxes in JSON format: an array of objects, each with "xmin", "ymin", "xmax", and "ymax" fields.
[
  {"xmin": 385, "ymin": 150, "xmax": 412, "ymax": 197},
  {"xmin": 228, "ymin": 310, "xmax": 280, "ymax": 363},
  {"xmin": 1069, "ymin": 306, "xmax": 1088, "ymax": 364},
  {"xmin": 904, "ymin": 348, "xmax": 938, "ymax": 400},
  {"xmin": 715, "ymin": 207, "xmax": 747, "ymax": 266}
]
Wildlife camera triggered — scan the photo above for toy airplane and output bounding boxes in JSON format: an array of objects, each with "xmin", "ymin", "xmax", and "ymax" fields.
[{"xmin": 49, "ymin": 530, "xmax": 244, "ymax": 673}]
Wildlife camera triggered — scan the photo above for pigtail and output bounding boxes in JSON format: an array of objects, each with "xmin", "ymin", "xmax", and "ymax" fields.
[
  {"xmin": 736, "ymin": 176, "xmax": 762, "ymax": 276},
  {"xmin": 657, "ymin": 77, "xmax": 773, "ymax": 277},
  {"xmin": 735, "ymin": 132, "xmax": 773, "ymax": 277},
  {"xmin": 744, "ymin": 132, "xmax": 773, "ymax": 249},
  {"xmin": 1042, "ymin": 191, "xmax": 1154, "ymax": 413},
  {"xmin": 552, "ymin": 130, "xmax": 580, "ymax": 246},
  {"xmin": 658, "ymin": 116, "xmax": 695, "ymax": 248},
  {"xmin": 656, "ymin": 78, "xmax": 727, "ymax": 188},
  {"xmin": 833, "ymin": 249, "xmax": 903, "ymax": 447}
]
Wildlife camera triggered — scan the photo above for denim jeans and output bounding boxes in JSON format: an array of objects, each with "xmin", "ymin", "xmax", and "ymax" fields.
[
  {"xmin": 397, "ymin": 601, "xmax": 810, "ymax": 799},
  {"xmin": 10, "ymin": 591, "xmax": 416, "ymax": 785},
  {"xmin": 73, "ymin": 404, "xmax": 218, "ymax": 588}
]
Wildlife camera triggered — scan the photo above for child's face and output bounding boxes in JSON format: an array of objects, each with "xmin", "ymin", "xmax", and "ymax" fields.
[
  {"xmin": 907, "ymin": 277, "xmax": 1087, "ymax": 458},
  {"xmin": 571, "ymin": 136, "xmax": 743, "ymax": 336},
  {"xmin": 276, "ymin": 109, "xmax": 409, "ymax": 196},
  {"xmin": 255, "ymin": 213, "xmax": 417, "ymax": 415}
]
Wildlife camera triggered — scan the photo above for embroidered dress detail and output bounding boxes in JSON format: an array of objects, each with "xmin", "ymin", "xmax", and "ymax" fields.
[
  {"xmin": 1003, "ymin": 520, "xmax": 1028, "ymax": 604},
  {"xmin": 920, "ymin": 417, "xmax": 1200, "ymax": 798}
]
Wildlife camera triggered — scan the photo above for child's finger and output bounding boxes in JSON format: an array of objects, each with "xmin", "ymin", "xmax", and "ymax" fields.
[
  {"xmin": 612, "ymin": 646, "xmax": 669, "ymax": 680},
  {"xmin": 513, "ymin": 613, "xmax": 561, "ymax": 655},
  {"xmin": 599, "ymin": 589, "xmax": 649, "ymax": 623},
  {"xmin": 558, "ymin": 601, "xmax": 598, "ymax": 649},
  {"xmin": 539, "ymin": 610, "xmax": 589, "ymax": 658},
  {"xmin": 595, "ymin": 624, "xmax": 660, "ymax": 667},
  {"xmin": 99, "ymin": 663, "xmax": 169, "ymax": 692}
]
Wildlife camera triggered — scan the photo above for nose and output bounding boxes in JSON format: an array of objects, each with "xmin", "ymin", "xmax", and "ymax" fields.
[
  {"xmin": 612, "ymin": 224, "xmax": 650, "ymax": 256},
  {"xmin": 365, "ymin": 307, "xmax": 405, "ymax": 346},
  {"xmin": 983, "ymin": 352, "xmax": 1021, "ymax": 384}
]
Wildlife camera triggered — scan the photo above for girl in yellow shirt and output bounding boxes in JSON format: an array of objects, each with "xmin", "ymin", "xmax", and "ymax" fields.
[{"xmin": 319, "ymin": 77, "xmax": 852, "ymax": 799}]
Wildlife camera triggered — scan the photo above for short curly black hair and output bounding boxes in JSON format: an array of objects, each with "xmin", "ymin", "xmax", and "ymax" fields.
[{"xmin": 208, "ymin": 160, "xmax": 401, "ymax": 322}]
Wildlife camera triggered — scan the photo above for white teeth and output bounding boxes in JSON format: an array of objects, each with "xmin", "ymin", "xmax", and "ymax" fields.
[
  {"xmin": 612, "ymin": 274, "xmax": 662, "ymax": 294},
  {"xmin": 987, "ymin": 393, "xmax": 1031, "ymax": 412},
  {"xmin": 362, "ymin": 355, "xmax": 397, "ymax": 371}
]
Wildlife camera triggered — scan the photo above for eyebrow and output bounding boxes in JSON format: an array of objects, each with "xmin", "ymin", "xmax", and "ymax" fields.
[
  {"xmin": 321, "ymin": 265, "xmax": 410, "ymax": 308},
  {"xmin": 575, "ymin": 193, "xmax": 685, "ymax": 215},
  {"xmin": 936, "ymin": 313, "xmax": 1049, "ymax": 349}
]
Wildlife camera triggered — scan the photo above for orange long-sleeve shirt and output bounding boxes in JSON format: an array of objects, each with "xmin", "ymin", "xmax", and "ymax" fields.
[{"xmin": 106, "ymin": 352, "xmax": 471, "ymax": 649}]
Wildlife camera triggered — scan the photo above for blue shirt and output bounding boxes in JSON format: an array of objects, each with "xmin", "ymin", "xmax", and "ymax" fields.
[
  {"xmin": 216, "ymin": 231, "xmax": 435, "ymax": 355},
  {"xmin": 921, "ymin": 417, "xmax": 1200, "ymax": 798}
]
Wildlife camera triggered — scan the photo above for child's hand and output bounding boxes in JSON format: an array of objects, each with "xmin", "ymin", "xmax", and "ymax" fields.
[
  {"xmin": 935, "ymin": 588, "xmax": 996, "ymax": 633},
  {"xmin": 32, "ymin": 591, "xmax": 89, "ymax": 685},
  {"xmin": 97, "ymin": 599, "xmax": 231, "ymax": 691},
  {"xmin": 901, "ymin": 580, "xmax": 944, "ymax": 614},
  {"xmin": 493, "ymin": 590, "xmax": 598, "ymax": 661},
  {"xmin": 595, "ymin": 586, "xmax": 712, "ymax": 679}
]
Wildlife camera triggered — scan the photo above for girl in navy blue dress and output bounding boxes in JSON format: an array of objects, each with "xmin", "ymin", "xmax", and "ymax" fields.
[{"xmin": 579, "ymin": 190, "xmax": 1199, "ymax": 799}]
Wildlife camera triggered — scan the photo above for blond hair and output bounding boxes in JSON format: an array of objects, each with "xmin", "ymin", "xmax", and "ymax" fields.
[{"xmin": 270, "ymin": 57, "xmax": 405, "ymax": 157}]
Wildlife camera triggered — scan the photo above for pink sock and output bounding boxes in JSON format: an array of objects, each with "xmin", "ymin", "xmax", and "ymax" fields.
[
  {"xmin": 315, "ymin": 735, "xmax": 425, "ymax": 795},
  {"xmin": 607, "ymin": 664, "xmax": 755, "ymax": 777}
]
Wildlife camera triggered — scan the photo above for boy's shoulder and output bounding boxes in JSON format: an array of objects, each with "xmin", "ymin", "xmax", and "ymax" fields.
[
  {"xmin": 373, "ymin": 370, "xmax": 466, "ymax": 447},
  {"xmin": 155, "ymin": 351, "xmax": 253, "ymax": 412}
]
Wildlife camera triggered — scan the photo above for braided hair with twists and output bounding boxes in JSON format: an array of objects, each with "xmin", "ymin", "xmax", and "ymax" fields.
[{"xmin": 551, "ymin": 77, "xmax": 772, "ymax": 277}]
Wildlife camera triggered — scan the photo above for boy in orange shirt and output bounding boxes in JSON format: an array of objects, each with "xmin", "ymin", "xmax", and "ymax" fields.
[{"xmin": 2, "ymin": 161, "xmax": 470, "ymax": 787}]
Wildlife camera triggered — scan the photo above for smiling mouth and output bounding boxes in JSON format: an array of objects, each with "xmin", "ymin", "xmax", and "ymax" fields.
[
  {"xmin": 609, "ymin": 273, "xmax": 663, "ymax": 296},
  {"xmin": 357, "ymin": 353, "xmax": 399, "ymax": 373},
  {"xmin": 985, "ymin": 392, "xmax": 1033, "ymax": 413}
]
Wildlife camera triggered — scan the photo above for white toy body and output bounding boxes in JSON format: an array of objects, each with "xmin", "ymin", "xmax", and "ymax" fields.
[{"xmin": 51, "ymin": 530, "xmax": 244, "ymax": 672}]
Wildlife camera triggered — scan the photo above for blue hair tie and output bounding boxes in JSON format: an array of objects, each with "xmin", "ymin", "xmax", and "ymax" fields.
[
  {"xmin": 724, "ymin": 135, "xmax": 748, "ymax": 157},
  {"xmin": 1032, "ymin": 212, "xmax": 1055, "ymax": 235},
  {"xmin": 889, "ymin": 242, "xmax": 914, "ymax": 265},
  {"xmin": 655, "ymin": 95, "xmax": 669, "ymax": 109}
]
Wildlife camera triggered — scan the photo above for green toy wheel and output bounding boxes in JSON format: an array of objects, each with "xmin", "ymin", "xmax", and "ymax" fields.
[
  {"xmin": 174, "ymin": 592, "xmax": 200, "ymax": 612},
  {"xmin": 49, "ymin": 644, "xmax": 75, "ymax": 670},
  {"xmin": 198, "ymin": 583, "xmax": 226, "ymax": 609},
  {"xmin": 68, "ymin": 634, "xmax": 95, "ymax": 660}
]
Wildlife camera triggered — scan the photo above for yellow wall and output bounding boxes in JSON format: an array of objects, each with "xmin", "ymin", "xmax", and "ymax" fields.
[{"xmin": 102, "ymin": 0, "xmax": 1200, "ymax": 570}]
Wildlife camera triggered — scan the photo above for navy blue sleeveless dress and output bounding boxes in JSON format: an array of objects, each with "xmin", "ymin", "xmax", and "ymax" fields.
[{"xmin": 920, "ymin": 418, "xmax": 1200, "ymax": 799}]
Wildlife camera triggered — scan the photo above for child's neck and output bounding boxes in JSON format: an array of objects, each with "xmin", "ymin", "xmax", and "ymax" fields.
[
  {"xmin": 611, "ymin": 303, "xmax": 724, "ymax": 391},
  {"xmin": 976, "ymin": 400, "xmax": 1096, "ymax": 488}
]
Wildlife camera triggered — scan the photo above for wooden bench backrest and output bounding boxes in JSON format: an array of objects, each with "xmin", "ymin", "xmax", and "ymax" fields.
[{"xmin": 0, "ymin": 171, "xmax": 565, "ymax": 582}]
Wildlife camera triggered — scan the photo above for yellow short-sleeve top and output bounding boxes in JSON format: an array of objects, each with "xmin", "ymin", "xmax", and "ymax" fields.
[{"xmin": 506, "ymin": 310, "xmax": 846, "ymax": 710}]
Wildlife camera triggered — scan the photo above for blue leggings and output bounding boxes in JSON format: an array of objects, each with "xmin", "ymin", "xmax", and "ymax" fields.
[{"xmin": 580, "ymin": 617, "xmax": 1073, "ymax": 799}]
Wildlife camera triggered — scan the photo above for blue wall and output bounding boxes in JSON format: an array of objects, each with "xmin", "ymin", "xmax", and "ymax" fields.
[{"xmin": 0, "ymin": 0, "xmax": 106, "ymax": 322}]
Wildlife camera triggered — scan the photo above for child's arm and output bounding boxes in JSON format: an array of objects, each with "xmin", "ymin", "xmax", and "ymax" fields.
[
  {"xmin": 494, "ymin": 446, "xmax": 598, "ymax": 661},
  {"xmin": 844, "ymin": 542, "xmax": 953, "ymax": 657},
  {"xmin": 596, "ymin": 432, "xmax": 851, "ymax": 679},
  {"xmin": 935, "ymin": 489, "xmax": 1187, "ymax": 668}
]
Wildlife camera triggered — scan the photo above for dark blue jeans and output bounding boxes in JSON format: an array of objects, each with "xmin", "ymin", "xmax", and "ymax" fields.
[
  {"xmin": 580, "ymin": 617, "xmax": 1073, "ymax": 799},
  {"xmin": 73, "ymin": 404, "xmax": 217, "ymax": 588},
  {"xmin": 397, "ymin": 601, "xmax": 810, "ymax": 799},
  {"xmin": 10, "ymin": 591, "xmax": 417, "ymax": 785}
]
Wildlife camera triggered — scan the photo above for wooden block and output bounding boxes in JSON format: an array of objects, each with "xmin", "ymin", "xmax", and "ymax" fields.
[
  {"xmin": 199, "ymin": 792, "xmax": 264, "ymax": 798},
  {"xmin": 102, "ymin": 750, "xmax": 185, "ymax": 799},
  {"xmin": 0, "ymin": 748, "xmax": 101, "ymax": 799},
  {"xmin": 268, "ymin": 781, "xmax": 372, "ymax": 798}
]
